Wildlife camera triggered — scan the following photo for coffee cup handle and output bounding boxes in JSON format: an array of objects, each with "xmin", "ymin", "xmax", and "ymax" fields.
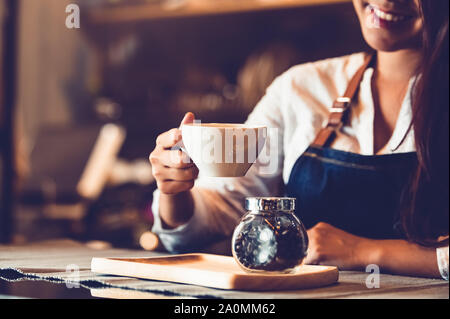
[{"xmin": 172, "ymin": 140, "xmax": 188, "ymax": 155}]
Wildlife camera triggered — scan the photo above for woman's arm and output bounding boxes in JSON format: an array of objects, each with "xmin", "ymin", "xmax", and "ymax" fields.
[
  {"xmin": 150, "ymin": 74, "xmax": 287, "ymax": 253},
  {"xmin": 305, "ymin": 222, "xmax": 445, "ymax": 279},
  {"xmin": 367, "ymin": 239, "xmax": 442, "ymax": 278}
]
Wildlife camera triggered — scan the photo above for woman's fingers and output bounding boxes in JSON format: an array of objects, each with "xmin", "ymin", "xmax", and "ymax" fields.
[
  {"xmin": 158, "ymin": 148, "xmax": 194, "ymax": 169},
  {"xmin": 150, "ymin": 147, "xmax": 198, "ymax": 195},
  {"xmin": 156, "ymin": 180, "xmax": 195, "ymax": 195},
  {"xmin": 180, "ymin": 112, "xmax": 195, "ymax": 127},
  {"xmin": 156, "ymin": 128, "xmax": 184, "ymax": 149},
  {"xmin": 150, "ymin": 112, "xmax": 198, "ymax": 196},
  {"xmin": 155, "ymin": 112, "xmax": 195, "ymax": 149},
  {"xmin": 166, "ymin": 166, "xmax": 198, "ymax": 182},
  {"xmin": 153, "ymin": 165, "xmax": 199, "ymax": 183}
]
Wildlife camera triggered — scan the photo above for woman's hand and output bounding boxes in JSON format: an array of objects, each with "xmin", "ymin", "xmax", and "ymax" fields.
[
  {"xmin": 149, "ymin": 112, "xmax": 199, "ymax": 229},
  {"xmin": 304, "ymin": 222, "xmax": 377, "ymax": 270},
  {"xmin": 304, "ymin": 222, "xmax": 444, "ymax": 278},
  {"xmin": 149, "ymin": 112, "xmax": 199, "ymax": 195}
]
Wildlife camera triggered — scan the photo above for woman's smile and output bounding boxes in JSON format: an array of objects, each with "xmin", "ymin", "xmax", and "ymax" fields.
[
  {"xmin": 363, "ymin": 1, "xmax": 417, "ymax": 29},
  {"xmin": 371, "ymin": 6, "xmax": 407, "ymax": 23},
  {"xmin": 353, "ymin": 0, "xmax": 423, "ymax": 51}
]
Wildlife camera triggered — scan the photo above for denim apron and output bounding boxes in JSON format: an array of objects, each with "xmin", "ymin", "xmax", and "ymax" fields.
[{"xmin": 285, "ymin": 53, "xmax": 417, "ymax": 239}]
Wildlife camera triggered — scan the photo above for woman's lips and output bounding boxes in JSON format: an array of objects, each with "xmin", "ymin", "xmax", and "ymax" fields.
[
  {"xmin": 371, "ymin": 5, "xmax": 407, "ymax": 22},
  {"xmin": 365, "ymin": 3, "xmax": 414, "ymax": 28}
]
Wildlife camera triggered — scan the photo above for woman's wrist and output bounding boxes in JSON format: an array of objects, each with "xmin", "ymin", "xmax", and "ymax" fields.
[
  {"xmin": 159, "ymin": 190, "xmax": 194, "ymax": 229},
  {"xmin": 355, "ymin": 238, "xmax": 384, "ymax": 269},
  {"xmin": 357, "ymin": 239, "xmax": 443, "ymax": 278}
]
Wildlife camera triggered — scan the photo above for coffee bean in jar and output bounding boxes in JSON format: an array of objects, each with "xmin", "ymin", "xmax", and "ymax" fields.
[{"xmin": 232, "ymin": 197, "xmax": 308, "ymax": 273}]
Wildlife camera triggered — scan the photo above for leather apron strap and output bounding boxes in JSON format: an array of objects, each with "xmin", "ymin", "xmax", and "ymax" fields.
[{"xmin": 312, "ymin": 52, "xmax": 375, "ymax": 147}]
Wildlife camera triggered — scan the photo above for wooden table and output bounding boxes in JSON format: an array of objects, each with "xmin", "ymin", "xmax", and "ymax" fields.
[{"xmin": 0, "ymin": 240, "xmax": 448, "ymax": 299}]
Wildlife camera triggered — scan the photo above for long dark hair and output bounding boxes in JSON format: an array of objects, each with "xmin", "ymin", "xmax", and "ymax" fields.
[{"xmin": 402, "ymin": 0, "xmax": 449, "ymax": 246}]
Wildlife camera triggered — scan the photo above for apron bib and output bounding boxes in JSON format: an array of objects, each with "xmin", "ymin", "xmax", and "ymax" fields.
[{"xmin": 285, "ymin": 53, "xmax": 417, "ymax": 239}]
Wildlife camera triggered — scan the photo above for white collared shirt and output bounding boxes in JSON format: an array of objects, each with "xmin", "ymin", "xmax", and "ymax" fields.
[{"xmin": 151, "ymin": 52, "xmax": 448, "ymax": 280}]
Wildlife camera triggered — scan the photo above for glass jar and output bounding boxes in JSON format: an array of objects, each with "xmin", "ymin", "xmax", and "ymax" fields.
[{"xmin": 232, "ymin": 197, "xmax": 308, "ymax": 273}]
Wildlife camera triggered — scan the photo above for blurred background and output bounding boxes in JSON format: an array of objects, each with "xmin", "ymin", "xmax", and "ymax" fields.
[{"xmin": 0, "ymin": 0, "xmax": 367, "ymax": 249}]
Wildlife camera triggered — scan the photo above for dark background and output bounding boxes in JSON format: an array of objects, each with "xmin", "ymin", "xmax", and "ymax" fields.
[{"xmin": 0, "ymin": 0, "xmax": 367, "ymax": 249}]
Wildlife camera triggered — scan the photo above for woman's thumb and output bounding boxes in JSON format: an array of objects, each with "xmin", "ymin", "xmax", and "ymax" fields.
[{"xmin": 180, "ymin": 112, "xmax": 195, "ymax": 127}]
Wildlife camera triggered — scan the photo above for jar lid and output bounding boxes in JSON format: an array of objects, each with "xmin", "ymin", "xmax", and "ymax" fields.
[{"xmin": 245, "ymin": 197, "xmax": 296, "ymax": 212}]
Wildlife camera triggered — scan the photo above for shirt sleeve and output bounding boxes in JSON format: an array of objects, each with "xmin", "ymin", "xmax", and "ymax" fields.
[
  {"xmin": 151, "ymin": 73, "xmax": 288, "ymax": 253},
  {"xmin": 437, "ymin": 246, "xmax": 449, "ymax": 280}
]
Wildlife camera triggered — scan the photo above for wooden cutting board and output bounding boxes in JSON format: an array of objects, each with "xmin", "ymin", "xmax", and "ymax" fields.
[{"xmin": 91, "ymin": 253, "xmax": 338, "ymax": 291}]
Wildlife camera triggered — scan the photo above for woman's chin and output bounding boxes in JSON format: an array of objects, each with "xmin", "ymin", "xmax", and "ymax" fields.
[
  {"xmin": 366, "ymin": 39, "xmax": 403, "ymax": 52},
  {"xmin": 362, "ymin": 31, "xmax": 418, "ymax": 52}
]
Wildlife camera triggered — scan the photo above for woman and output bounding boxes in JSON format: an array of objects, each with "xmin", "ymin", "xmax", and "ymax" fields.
[{"xmin": 149, "ymin": 0, "xmax": 449, "ymax": 279}]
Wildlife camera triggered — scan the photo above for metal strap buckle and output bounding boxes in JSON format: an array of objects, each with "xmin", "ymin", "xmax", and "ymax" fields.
[{"xmin": 330, "ymin": 97, "xmax": 351, "ymax": 113}]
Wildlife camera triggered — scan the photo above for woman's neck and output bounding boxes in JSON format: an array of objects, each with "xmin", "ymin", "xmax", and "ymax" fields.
[
  {"xmin": 376, "ymin": 49, "xmax": 422, "ymax": 83},
  {"xmin": 371, "ymin": 49, "xmax": 422, "ymax": 154}
]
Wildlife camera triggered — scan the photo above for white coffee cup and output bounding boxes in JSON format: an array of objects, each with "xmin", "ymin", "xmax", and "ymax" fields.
[{"xmin": 181, "ymin": 123, "xmax": 267, "ymax": 177}]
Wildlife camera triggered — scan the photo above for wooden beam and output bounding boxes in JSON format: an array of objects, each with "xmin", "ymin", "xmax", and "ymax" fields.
[{"xmin": 87, "ymin": 0, "xmax": 350, "ymax": 24}]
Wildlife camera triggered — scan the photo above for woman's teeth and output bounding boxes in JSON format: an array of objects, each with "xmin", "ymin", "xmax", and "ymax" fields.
[{"xmin": 370, "ymin": 5, "xmax": 407, "ymax": 22}]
